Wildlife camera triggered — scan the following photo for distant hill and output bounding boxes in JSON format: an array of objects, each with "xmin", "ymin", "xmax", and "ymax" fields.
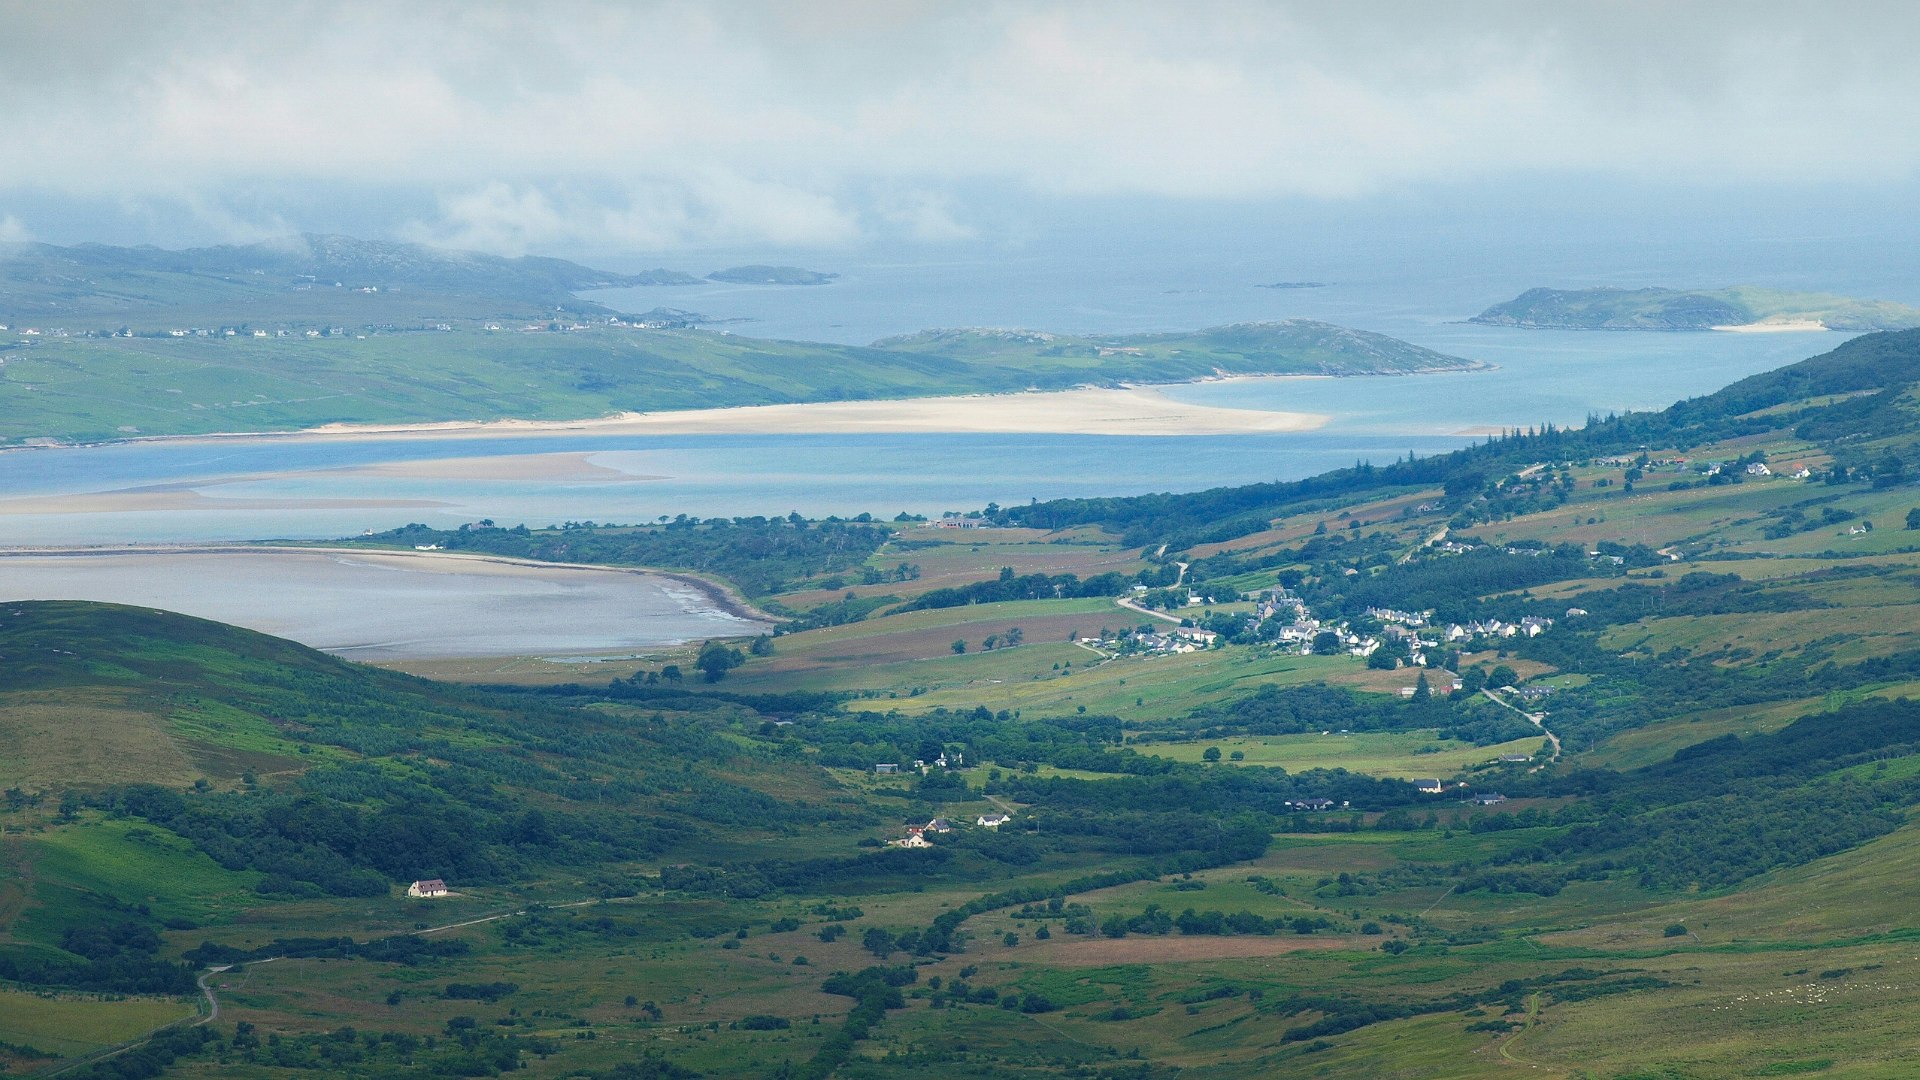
[
  {"xmin": 0, "ymin": 236, "xmax": 1487, "ymax": 443},
  {"xmin": 706, "ymin": 264, "xmax": 838, "ymax": 285},
  {"xmin": 0, "ymin": 234, "xmax": 679, "ymax": 320},
  {"xmin": 874, "ymin": 320, "xmax": 1484, "ymax": 378},
  {"xmin": 1471, "ymin": 285, "xmax": 1920, "ymax": 332}
]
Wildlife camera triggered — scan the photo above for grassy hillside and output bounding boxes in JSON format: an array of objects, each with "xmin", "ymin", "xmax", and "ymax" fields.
[
  {"xmin": 0, "ymin": 233, "xmax": 691, "ymax": 321},
  {"xmin": 1472, "ymin": 284, "xmax": 1920, "ymax": 331},
  {"xmin": 25, "ymin": 328, "xmax": 1920, "ymax": 1075},
  {"xmin": 15, "ymin": 587, "xmax": 1920, "ymax": 1076}
]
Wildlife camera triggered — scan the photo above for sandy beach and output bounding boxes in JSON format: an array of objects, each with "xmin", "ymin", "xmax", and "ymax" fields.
[
  {"xmin": 1711, "ymin": 320, "xmax": 1831, "ymax": 333},
  {"xmin": 266, "ymin": 383, "xmax": 1331, "ymax": 442}
]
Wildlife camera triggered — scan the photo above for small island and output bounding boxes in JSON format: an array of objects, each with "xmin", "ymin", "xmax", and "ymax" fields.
[
  {"xmin": 624, "ymin": 268, "xmax": 705, "ymax": 286},
  {"xmin": 707, "ymin": 265, "xmax": 839, "ymax": 286},
  {"xmin": 1472, "ymin": 286, "xmax": 1920, "ymax": 332}
]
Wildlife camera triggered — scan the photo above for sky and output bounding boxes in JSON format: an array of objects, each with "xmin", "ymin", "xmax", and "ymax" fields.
[{"xmin": 4, "ymin": 0, "xmax": 1919, "ymax": 259}]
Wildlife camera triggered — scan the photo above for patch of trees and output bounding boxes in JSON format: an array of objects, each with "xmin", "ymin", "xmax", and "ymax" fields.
[
  {"xmin": 443, "ymin": 981, "xmax": 518, "ymax": 1002},
  {"xmin": 0, "ymin": 922, "xmax": 196, "ymax": 996},
  {"xmin": 1094, "ymin": 905, "xmax": 1335, "ymax": 937},
  {"xmin": 796, "ymin": 966, "xmax": 917, "ymax": 1080},
  {"xmin": 902, "ymin": 567, "xmax": 1136, "ymax": 610},
  {"xmin": 1317, "ymin": 545, "xmax": 1641, "ymax": 620},
  {"xmin": 223, "ymin": 1024, "xmax": 562, "ymax": 1077},
  {"xmin": 356, "ymin": 515, "xmax": 890, "ymax": 597},
  {"xmin": 183, "ymin": 934, "xmax": 470, "ymax": 968},
  {"xmin": 781, "ymin": 707, "xmax": 1134, "ymax": 775},
  {"xmin": 1161, "ymin": 683, "xmax": 1518, "ymax": 745}
]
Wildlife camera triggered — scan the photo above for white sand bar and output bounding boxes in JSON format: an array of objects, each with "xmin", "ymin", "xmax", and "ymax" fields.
[
  {"xmin": 1710, "ymin": 320, "xmax": 1831, "ymax": 333},
  {"xmin": 291, "ymin": 385, "xmax": 1330, "ymax": 441}
]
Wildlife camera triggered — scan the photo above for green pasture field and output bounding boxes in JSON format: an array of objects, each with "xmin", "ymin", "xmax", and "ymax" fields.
[
  {"xmin": 23, "ymin": 817, "xmax": 263, "ymax": 927},
  {"xmin": 1460, "ymin": 472, "xmax": 1814, "ymax": 551},
  {"xmin": 835, "ymin": 641, "xmax": 1356, "ymax": 720},
  {"xmin": 778, "ymin": 529, "xmax": 1147, "ymax": 611},
  {"xmin": 1135, "ymin": 730, "xmax": 1547, "ymax": 779},
  {"xmin": 0, "ymin": 989, "xmax": 197, "ymax": 1061},
  {"xmin": 722, "ymin": 598, "xmax": 1117, "ymax": 695},
  {"xmin": 1601, "ymin": 602, "xmax": 1920, "ymax": 667},
  {"xmin": 1580, "ymin": 697, "xmax": 1823, "ymax": 771}
]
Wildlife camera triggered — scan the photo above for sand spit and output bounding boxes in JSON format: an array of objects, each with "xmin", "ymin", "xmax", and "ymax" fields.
[
  {"xmin": 46, "ymin": 383, "xmax": 1333, "ymax": 449},
  {"xmin": 1710, "ymin": 320, "xmax": 1831, "ymax": 333}
]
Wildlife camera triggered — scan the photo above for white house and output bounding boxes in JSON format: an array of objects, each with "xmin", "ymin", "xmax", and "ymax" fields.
[
  {"xmin": 976, "ymin": 813, "xmax": 1012, "ymax": 828},
  {"xmin": 407, "ymin": 879, "xmax": 449, "ymax": 898},
  {"xmin": 888, "ymin": 833, "xmax": 932, "ymax": 849}
]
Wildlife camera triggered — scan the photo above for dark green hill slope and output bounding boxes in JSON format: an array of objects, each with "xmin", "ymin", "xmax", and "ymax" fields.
[
  {"xmin": 0, "ymin": 602, "xmax": 856, "ymax": 896},
  {"xmin": 1005, "ymin": 328, "xmax": 1920, "ymax": 544}
]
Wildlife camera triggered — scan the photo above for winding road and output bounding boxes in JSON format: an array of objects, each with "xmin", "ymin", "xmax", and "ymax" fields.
[{"xmin": 1481, "ymin": 688, "xmax": 1563, "ymax": 765}]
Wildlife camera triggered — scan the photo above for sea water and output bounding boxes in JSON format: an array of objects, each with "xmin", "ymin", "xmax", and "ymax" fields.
[{"xmin": 0, "ymin": 224, "xmax": 1909, "ymax": 651}]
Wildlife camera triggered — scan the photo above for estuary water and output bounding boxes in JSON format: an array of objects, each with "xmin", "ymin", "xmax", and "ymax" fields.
[
  {"xmin": 0, "ymin": 550, "xmax": 762, "ymax": 658},
  {"xmin": 0, "ymin": 328, "xmax": 1838, "ymax": 546},
  {"xmin": 0, "ymin": 225, "xmax": 1908, "ymax": 655}
]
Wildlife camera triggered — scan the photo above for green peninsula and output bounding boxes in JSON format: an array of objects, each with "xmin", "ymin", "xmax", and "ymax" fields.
[
  {"xmin": 1472, "ymin": 285, "xmax": 1920, "ymax": 332},
  {"xmin": 876, "ymin": 320, "xmax": 1484, "ymax": 378},
  {"xmin": 0, "ymin": 239, "xmax": 1476, "ymax": 444},
  {"xmin": 706, "ymin": 264, "xmax": 839, "ymax": 285}
]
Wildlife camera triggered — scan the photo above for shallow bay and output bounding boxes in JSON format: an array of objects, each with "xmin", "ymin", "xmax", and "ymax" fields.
[{"xmin": 0, "ymin": 549, "xmax": 763, "ymax": 658}]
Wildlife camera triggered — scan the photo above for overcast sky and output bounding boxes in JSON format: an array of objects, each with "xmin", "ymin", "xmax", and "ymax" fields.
[{"xmin": 4, "ymin": 0, "xmax": 1918, "ymax": 256}]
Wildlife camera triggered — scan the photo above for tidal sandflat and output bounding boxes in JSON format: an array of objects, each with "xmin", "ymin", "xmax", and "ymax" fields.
[{"xmin": 0, "ymin": 549, "xmax": 764, "ymax": 659}]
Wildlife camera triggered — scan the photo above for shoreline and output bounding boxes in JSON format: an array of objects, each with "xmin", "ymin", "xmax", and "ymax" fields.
[
  {"xmin": 0, "ymin": 369, "xmax": 1498, "ymax": 451},
  {"xmin": 0, "ymin": 543, "xmax": 779, "ymax": 628}
]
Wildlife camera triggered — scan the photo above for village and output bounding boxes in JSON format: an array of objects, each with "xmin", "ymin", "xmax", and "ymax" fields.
[{"xmin": 1088, "ymin": 580, "xmax": 1560, "ymax": 667}]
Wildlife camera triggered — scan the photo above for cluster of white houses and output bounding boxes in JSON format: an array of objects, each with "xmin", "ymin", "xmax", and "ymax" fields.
[
  {"xmin": 1086, "ymin": 625, "xmax": 1220, "ymax": 656},
  {"xmin": 1238, "ymin": 588, "xmax": 1564, "ymax": 668},
  {"xmin": 888, "ymin": 812, "xmax": 1013, "ymax": 848},
  {"xmin": 874, "ymin": 750, "xmax": 965, "ymax": 777}
]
